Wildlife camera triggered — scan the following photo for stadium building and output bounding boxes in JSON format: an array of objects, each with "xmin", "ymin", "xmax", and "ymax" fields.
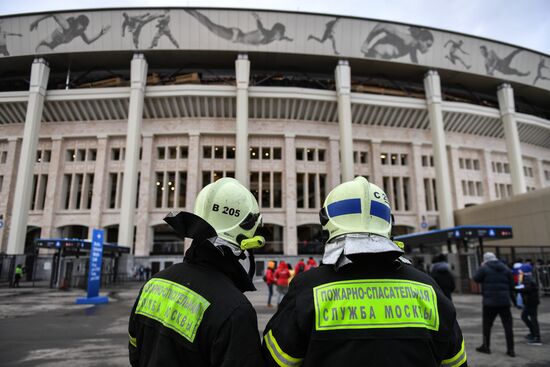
[{"xmin": 0, "ymin": 8, "xmax": 550, "ymax": 276}]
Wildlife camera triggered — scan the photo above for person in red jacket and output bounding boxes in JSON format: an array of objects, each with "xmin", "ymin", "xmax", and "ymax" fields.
[
  {"xmin": 295, "ymin": 259, "xmax": 306, "ymax": 275},
  {"xmin": 274, "ymin": 261, "xmax": 290, "ymax": 304},
  {"xmin": 306, "ymin": 256, "xmax": 318, "ymax": 270},
  {"xmin": 264, "ymin": 261, "xmax": 276, "ymax": 307}
]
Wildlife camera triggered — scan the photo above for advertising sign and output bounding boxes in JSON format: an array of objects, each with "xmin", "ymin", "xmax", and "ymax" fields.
[{"xmin": 76, "ymin": 229, "xmax": 109, "ymax": 304}]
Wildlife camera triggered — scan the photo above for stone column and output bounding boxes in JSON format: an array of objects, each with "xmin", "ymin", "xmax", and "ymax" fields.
[
  {"xmin": 482, "ymin": 149, "xmax": 496, "ymax": 201},
  {"xmin": 7, "ymin": 58, "xmax": 50, "ymax": 255},
  {"xmin": 235, "ymin": 54, "xmax": 250, "ymax": 187},
  {"xmin": 535, "ymin": 159, "xmax": 545, "ymax": 189},
  {"xmin": 411, "ymin": 143, "xmax": 426, "ymax": 228},
  {"xmin": 424, "ymin": 70, "xmax": 454, "ymax": 228},
  {"xmin": 0, "ymin": 138, "xmax": 20, "ymax": 252},
  {"xmin": 87, "ymin": 135, "xmax": 108, "ymax": 235},
  {"xmin": 185, "ymin": 132, "xmax": 201, "ymax": 211},
  {"xmin": 135, "ymin": 133, "xmax": 153, "ymax": 256},
  {"xmin": 41, "ymin": 136, "xmax": 63, "ymax": 238},
  {"xmin": 370, "ymin": 140, "xmax": 383, "ymax": 187},
  {"xmin": 497, "ymin": 83, "xmax": 526, "ymax": 195},
  {"xmin": 447, "ymin": 146, "xmax": 463, "ymax": 209},
  {"xmin": 119, "ymin": 54, "xmax": 147, "ymax": 248},
  {"xmin": 328, "ymin": 137, "xmax": 340, "ymax": 189},
  {"xmin": 284, "ymin": 134, "xmax": 297, "ymax": 255},
  {"xmin": 335, "ymin": 60, "xmax": 354, "ymax": 181}
]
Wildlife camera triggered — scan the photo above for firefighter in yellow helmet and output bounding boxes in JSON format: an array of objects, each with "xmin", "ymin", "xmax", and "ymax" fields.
[
  {"xmin": 129, "ymin": 177, "xmax": 265, "ymax": 366},
  {"xmin": 262, "ymin": 176, "xmax": 467, "ymax": 367}
]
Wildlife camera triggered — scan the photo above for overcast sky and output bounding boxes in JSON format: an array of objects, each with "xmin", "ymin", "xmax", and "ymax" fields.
[{"xmin": 1, "ymin": 0, "xmax": 549, "ymax": 55}]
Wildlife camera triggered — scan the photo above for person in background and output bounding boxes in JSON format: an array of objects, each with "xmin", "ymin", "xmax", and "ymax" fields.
[
  {"xmin": 274, "ymin": 261, "xmax": 290, "ymax": 304},
  {"xmin": 521, "ymin": 259, "xmax": 533, "ymax": 277},
  {"xmin": 516, "ymin": 274, "xmax": 542, "ymax": 345},
  {"xmin": 306, "ymin": 256, "xmax": 317, "ymax": 271},
  {"xmin": 295, "ymin": 258, "xmax": 306, "ymax": 275},
  {"xmin": 474, "ymin": 252, "xmax": 516, "ymax": 357},
  {"xmin": 264, "ymin": 261, "xmax": 276, "ymax": 307},
  {"xmin": 512, "ymin": 260, "xmax": 524, "ymax": 308},
  {"xmin": 430, "ymin": 254, "xmax": 456, "ymax": 301},
  {"xmin": 13, "ymin": 264, "xmax": 23, "ymax": 288}
]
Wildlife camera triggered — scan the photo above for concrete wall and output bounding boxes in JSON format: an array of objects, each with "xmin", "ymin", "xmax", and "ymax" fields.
[{"xmin": 455, "ymin": 186, "xmax": 550, "ymax": 247}]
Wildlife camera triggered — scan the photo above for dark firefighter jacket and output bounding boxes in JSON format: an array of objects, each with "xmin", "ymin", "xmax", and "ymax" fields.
[
  {"xmin": 262, "ymin": 257, "xmax": 467, "ymax": 367},
  {"xmin": 128, "ymin": 240, "xmax": 263, "ymax": 367}
]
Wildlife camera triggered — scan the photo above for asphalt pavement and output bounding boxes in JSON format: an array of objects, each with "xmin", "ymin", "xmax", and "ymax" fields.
[{"xmin": 0, "ymin": 279, "xmax": 548, "ymax": 366}]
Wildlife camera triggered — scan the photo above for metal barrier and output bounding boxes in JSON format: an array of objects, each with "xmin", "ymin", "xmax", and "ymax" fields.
[{"xmin": 534, "ymin": 265, "xmax": 550, "ymax": 296}]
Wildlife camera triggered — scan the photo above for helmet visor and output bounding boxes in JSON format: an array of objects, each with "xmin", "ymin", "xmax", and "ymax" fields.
[{"xmin": 239, "ymin": 212, "xmax": 261, "ymax": 230}]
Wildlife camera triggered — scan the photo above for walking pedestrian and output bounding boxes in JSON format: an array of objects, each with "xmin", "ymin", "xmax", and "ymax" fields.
[
  {"xmin": 517, "ymin": 274, "xmax": 542, "ymax": 345},
  {"xmin": 430, "ymin": 254, "xmax": 456, "ymax": 300},
  {"xmin": 474, "ymin": 252, "xmax": 516, "ymax": 357},
  {"xmin": 274, "ymin": 261, "xmax": 290, "ymax": 304},
  {"xmin": 14, "ymin": 264, "xmax": 23, "ymax": 288},
  {"xmin": 264, "ymin": 261, "xmax": 276, "ymax": 307}
]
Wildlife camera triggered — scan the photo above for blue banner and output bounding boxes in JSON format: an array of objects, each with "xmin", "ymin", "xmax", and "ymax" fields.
[{"xmin": 87, "ymin": 229, "xmax": 104, "ymax": 298}]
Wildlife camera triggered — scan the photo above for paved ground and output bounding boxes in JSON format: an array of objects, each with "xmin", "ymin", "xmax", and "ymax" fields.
[{"xmin": 1, "ymin": 279, "xmax": 549, "ymax": 366}]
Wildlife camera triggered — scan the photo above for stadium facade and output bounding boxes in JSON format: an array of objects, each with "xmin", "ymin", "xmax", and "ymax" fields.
[{"xmin": 0, "ymin": 8, "xmax": 550, "ymax": 264}]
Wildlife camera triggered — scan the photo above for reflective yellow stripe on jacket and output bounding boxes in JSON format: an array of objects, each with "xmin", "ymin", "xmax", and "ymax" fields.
[
  {"xmin": 264, "ymin": 330, "xmax": 303, "ymax": 367},
  {"xmin": 129, "ymin": 333, "xmax": 137, "ymax": 348},
  {"xmin": 440, "ymin": 340, "xmax": 466, "ymax": 367}
]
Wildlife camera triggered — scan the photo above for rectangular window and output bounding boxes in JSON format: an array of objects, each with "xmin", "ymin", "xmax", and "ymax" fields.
[
  {"xmin": 507, "ymin": 185, "xmax": 512, "ymax": 197},
  {"xmin": 214, "ymin": 146, "xmax": 224, "ymax": 159},
  {"xmin": 319, "ymin": 174, "xmax": 327, "ymax": 209},
  {"xmin": 250, "ymin": 147, "xmax": 259, "ymax": 159},
  {"xmin": 30, "ymin": 175, "xmax": 38, "ymax": 210},
  {"xmin": 226, "ymin": 146, "xmax": 236, "ymax": 159},
  {"xmin": 403, "ymin": 177, "xmax": 410, "ymax": 211},
  {"xmin": 36, "ymin": 150, "xmax": 43, "ymax": 163},
  {"xmin": 67, "ymin": 149, "xmax": 76, "ymax": 162},
  {"xmin": 496, "ymin": 162, "xmax": 502, "ymax": 173},
  {"xmin": 504, "ymin": 163, "xmax": 509, "ymax": 173},
  {"xmin": 432, "ymin": 179, "xmax": 438, "ymax": 211},
  {"xmin": 155, "ymin": 172, "xmax": 164, "ymax": 208},
  {"xmin": 360, "ymin": 152, "xmax": 368, "ymax": 164},
  {"xmin": 157, "ymin": 147, "xmax": 165, "ymax": 160},
  {"xmin": 318, "ymin": 149, "xmax": 326, "ymax": 162},
  {"xmin": 296, "ymin": 148, "xmax": 304, "ymax": 161},
  {"xmin": 0, "ymin": 151, "xmax": 7, "ymax": 164},
  {"xmin": 353, "ymin": 151, "xmax": 358, "ymax": 164},
  {"xmin": 468, "ymin": 181, "xmax": 475, "ymax": 196},
  {"xmin": 262, "ymin": 172, "xmax": 271, "ymax": 207},
  {"xmin": 87, "ymin": 149, "xmax": 96, "ymax": 161},
  {"xmin": 462, "ymin": 180, "xmax": 468, "ymax": 196},
  {"xmin": 307, "ymin": 149, "xmax": 315, "ymax": 161},
  {"xmin": 465, "ymin": 159, "xmax": 472, "ymax": 170},
  {"xmin": 495, "ymin": 183, "xmax": 500, "ymax": 198},
  {"xmin": 225, "ymin": 171, "xmax": 234, "ymax": 178},
  {"xmin": 85, "ymin": 174, "xmax": 94, "ymax": 209},
  {"xmin": 75, "ymin": 173, "xmax": 84, "ymax": 209},
  {"xmin": 0, "ymin": 175, "xmax": 3, "ymax": 193},
  {"xmin": 168, "ymin": 146, "xmax": 177, "ymax": 159},
  {"xmin": 108, "ymin": 173, "xmax": 118, "ymax": 209},
  {"xmin": 273, "ymin": 147, "xmax": 282, "ymax": 160},
  {"xmin": 492, "ymin": 162, "xmax": 495, "ymax": 172},
  {"xmin": 473, "ymin": 159, "xmax": 480, "ymax": 170},
  {"xmin": 37, "ymin": 175, "xmax": 49, "ymax": 211},
  {"xmin": 202, "ymin": 146, "xmax": 212, "ymax": 159},
  {"xmin": 392, "ymin": 177, "xmax": 400, "ymax": 211},
  {"xmin": 202, "ymin": 171, "xmax": 211, "ymax": 187},
  {"xmin": 178, "ymin": 172, "xmax": 187, "ymax": 207},
  {"xmin": 391, "ymin": 154, "xmax": 398, "ymax": 166},
  {"xmin": 213, "ymin": 171, "xmax": 223, "ymax": 182},
  {"xmin": 273, "ymin": 172, "xmax": 282, "ymax": 208},
  {"xmin": 476, "ymin": 181, "xmax": 483, "ymax": 197},
  {"xmin": 400, "ymin": 154, "xmax": 408, "ymax": 166},
  {"xmin": 381, "ymin": 153, "xmax": 388, "ymax": 165},
  {"xmin": 63, "ymin": 174, "xmax": 72, "ymax": 209},
  {"xmin": 135, "ymin": 173, "xmax": 140, "ymax": 209},
  {"xmin": 262, "ymin": 147, "xmax": 271, "ymax": 160},
  {"xmin": 76, "ymin": 149, "xmax": 86, "ymax": 162},
  {"xmin": 111, "ymin": 148, "xmax": 121, "ymax": 161},
  {"xmin": 179, "ymin": 146, "xmax": 188, "ymax": 159},
  {"xmin": 308, "ymin": 173, "xmax": 316, "ymax": 208},
  {"xmin": 429, "ymin": 156, "xmax": 434, "ymax": 167},
  {"xmin": 459, "ymin": 158, "xmax": 464, "ymax": 169},
  {"xmin": 167, "ymin": 172, "xmax": 176, "ymax": 207},
  {"xmin": 297, "ymin": 173, "xmax": 305, "ymax": 208},
  {"xmin": 422, "ymin": 155, "xmax": 428, "ymax": 167},
  {"xmin": 250, "ymin": 172, "xmax": 259, "ymax": 201}
]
